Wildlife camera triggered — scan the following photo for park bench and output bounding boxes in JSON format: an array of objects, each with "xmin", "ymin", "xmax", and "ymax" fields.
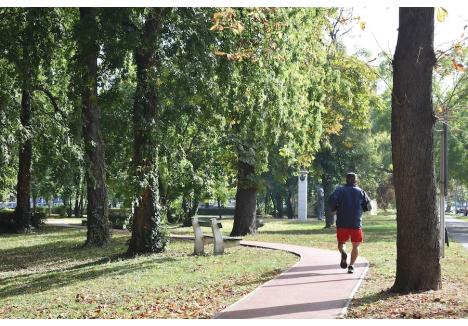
[{"xmin": 191, "ymin": 216, "xmax": 243, "ymax": 255}]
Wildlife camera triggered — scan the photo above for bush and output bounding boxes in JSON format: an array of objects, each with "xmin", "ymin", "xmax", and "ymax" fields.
[
  {"xmin": 53, "ymin": 205, "xmax": 67, "ymax": 217},
  {"xmin": 0, "ymin": 210, "xmax": 15, "ymax": 223},
  {"xmin": 0, "ymin": 210, "xmax": 46, "ymax": 231},
  {"xmin": 108, "ymin": 210, "xmax": 130, "ymax": 229},
  {"xmin": 197, "ymin": 207, "xmax": 235, "ymax": 216},
  {"xmin": 31, "ymin": 212, "xmax": 46, "ymax": 228},
  {"xmin": 35, "ymin": 207, "xmax": 48, "ymax": 214}
]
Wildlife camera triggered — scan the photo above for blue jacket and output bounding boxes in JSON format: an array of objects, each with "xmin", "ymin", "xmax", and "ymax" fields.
[{"xmin": 328, "ymin": 184, "xmax": 371, "ymax": 229}]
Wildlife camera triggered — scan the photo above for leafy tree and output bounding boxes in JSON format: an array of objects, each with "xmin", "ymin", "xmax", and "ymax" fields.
[
  {"xmin": 211, "ymin": 8, "xmax": 329, "ymax": 236},
  {"xmin": 0, "ymin": 8, "xmax": 64, "ymax": 231},
  {"xmin": 76, "ymin": 8, "xmax": 111, "ymax": 246},
  {"xmin": 128, "ymin": 8, "xmax": 169, "ymax": 254}
]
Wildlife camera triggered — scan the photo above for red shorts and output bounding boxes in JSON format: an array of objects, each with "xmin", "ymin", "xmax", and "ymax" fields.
[{"xmin": 336, "ymin": 228, "xmax": 363, "ymax": 244}]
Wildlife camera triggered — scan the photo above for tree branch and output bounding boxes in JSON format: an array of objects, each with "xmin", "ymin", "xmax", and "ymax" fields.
[{"xmin": 32, "ymin": 86, "xmax": 66, "ymax": 120}]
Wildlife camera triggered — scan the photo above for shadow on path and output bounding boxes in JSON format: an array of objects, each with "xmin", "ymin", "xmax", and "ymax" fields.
[{"xmin": 217, "ymin": 299, "xmax": 348, "ymax": 318}]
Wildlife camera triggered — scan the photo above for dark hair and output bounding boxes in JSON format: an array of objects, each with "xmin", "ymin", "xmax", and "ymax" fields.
[{"xmin": 346, "ymin": 172, "xmax": 357, "ymax": 185}]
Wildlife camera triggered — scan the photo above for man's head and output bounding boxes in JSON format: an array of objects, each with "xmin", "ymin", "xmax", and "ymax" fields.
[{"xmin": 346, "ymin": 172, "xmax": 358, "ymax": 185}]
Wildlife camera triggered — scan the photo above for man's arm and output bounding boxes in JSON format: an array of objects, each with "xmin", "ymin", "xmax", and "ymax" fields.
[{"xmin": 361, "ymin": 190, "xmax": 372, "ymax": 212}]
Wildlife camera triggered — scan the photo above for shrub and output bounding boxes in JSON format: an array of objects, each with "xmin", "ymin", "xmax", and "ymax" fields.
[
  {"xmin": 108, "ymin": 211, "xmax": 130, "ymax": 229},
  {"xmin": 31, "ymin": 212, "xmax": 46, "ymax": 228},
  {"xmin": 53, "ymin": 205, "xmax": 67, "ymax": 217}
]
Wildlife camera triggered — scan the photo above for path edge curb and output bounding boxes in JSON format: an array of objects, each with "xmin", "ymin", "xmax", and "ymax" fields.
[
  {"xmin": 212, "ymin": 241, "xmax": 304, "ymax": 319},
  {"xmin": 338, "ymin": 262, "xmax": 369, "ymax": 318}
]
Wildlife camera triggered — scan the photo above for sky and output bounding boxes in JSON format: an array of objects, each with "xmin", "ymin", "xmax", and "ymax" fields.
[{"xmin": 343, "ymin": 6, "xmax": 468, "ymax": 59}]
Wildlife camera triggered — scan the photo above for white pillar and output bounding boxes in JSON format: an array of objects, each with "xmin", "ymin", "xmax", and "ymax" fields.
[{"xmin": 298, "ymin": 170, "xmax": 308, "ymax": 220}]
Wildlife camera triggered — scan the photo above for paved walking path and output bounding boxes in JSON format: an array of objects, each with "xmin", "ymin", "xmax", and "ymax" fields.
[
  {"xmin": 46, "ymin": 221, "xmax": 369, "ymax": 318},
  {"xmin": 215, "ymin": 241, "xmax": 368, "ymax": 319},
  {"xmin": 446, "ymin": 218, "xmax": 468, "ymax": 250}
]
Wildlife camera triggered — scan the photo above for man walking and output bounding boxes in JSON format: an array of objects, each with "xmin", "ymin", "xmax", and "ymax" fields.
[{"xmin": 328, "ymin": 173, "xmax": 371, "ymax": 274}]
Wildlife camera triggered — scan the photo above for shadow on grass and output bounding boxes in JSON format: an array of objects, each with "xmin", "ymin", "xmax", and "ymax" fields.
[
  {"xmin": 0, "ymin": 255, "xmax": 176, "ymax": 300},
  {"xmin": 349, "ymin": 288, "xmax": 398, "ymax": 309},
  {"xmin": 0, "ymin": 237, "xmax": 130, "ymax": 273}
]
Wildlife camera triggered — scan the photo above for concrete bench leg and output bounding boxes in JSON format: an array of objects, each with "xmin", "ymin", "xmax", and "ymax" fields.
[
  {"xmin": 192, "ymin": 217, "xmax": 204, "ymax": 255},
  {"xmin": 211, "ymin": 218, "xmax": 224, "ymax": 255}
]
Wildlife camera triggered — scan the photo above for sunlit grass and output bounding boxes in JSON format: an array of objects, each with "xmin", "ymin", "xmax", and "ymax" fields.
[
  {"xmin": 0, "ymin": 226, "xmax": 296, "ymax": 318},
  {"xmin": 172, "ymin": 210, "xmax": 467, "ymax": 318}
]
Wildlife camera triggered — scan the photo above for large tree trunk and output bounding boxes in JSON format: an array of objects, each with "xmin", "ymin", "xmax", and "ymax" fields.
[
  {"xmin": 15, "ymin": 88, "xmax": 33, "ymax": 231},
  {"xmin": 391, "ymin": 7, "xmax": 441, "ymax": 293},
  {"xmin": 128, "ymin": 8, "xmax": 168, "ymax": 255},
  {"xmin": 231, "ymin": 161, "xmax": 257, "ymax": 236},
  {"xmin": 78, "ymin": 8, "xmax": 111, "ymax": 246}
]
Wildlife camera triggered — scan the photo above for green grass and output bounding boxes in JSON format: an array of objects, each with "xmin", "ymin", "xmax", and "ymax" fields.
[
  {"xmin": 2, "ymin": 211, "xmax": 467, "ymax": 318},
  {"xmin": 0, "ymin": 226, "xmax": 296, "ymax": 318},
  {"xmin": 172, "ymin": 211, "xmax": 468, "ymax": 318}
]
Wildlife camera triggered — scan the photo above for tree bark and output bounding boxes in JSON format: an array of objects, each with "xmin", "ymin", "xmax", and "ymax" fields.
[
  {"xmin": 323, "ymin": 175, "xmax": 335, "ymax": 228},
  {"xmin": 14, "ymin": 22, "xmax": 34, "ymax": 231},
  {"xmin": 391, "ymin": 7, "xmax": 441, "ymax": 293},
  {"xmin": 286, "ymin": 184, "xmax": 294, "ymax": 219},
  {"xmin": 128, "ymin": 8, "xmax": 168, "ymax": 255},
  {"xmin": 73, "ymin": 173, "xmax": 81, "ymax": 218},
  {"xmin": 15, "ymin": 78, "xmax": 32, "ymax": 232},
  {"xmin": 231, "ymin": 160, "xmax": 257, "ymax": 236},
  {"xmin": 275, "ymin": 192, "xmax": 283, "ymax": 218},
  {"xmin": 78, "ymin": 8, "xmax": 111, "ymax": 246}
]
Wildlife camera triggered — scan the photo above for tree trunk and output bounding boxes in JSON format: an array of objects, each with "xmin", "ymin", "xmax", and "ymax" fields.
[
  {"xmin": 270, "ymin": 191, "xmax": 276, "ymax": 217},
  {"xmin": 73, "ymin": 173, "xmax": 81, "ymax": 218},
  {"xmin": 78, "ymin": 8, "xmax": 110, "ymax": 246},
  {"xmin": 323, "ymin": 175, "xmax": 335, "ymax": 228},
  {"xmin": 275, "ymin": 192, "xmax": 283, "ymax": 218},
  {"xmin": 286, "ymin": 185, "xmax": 294, "ymax": 219},
  {"xmin": 231, "ymin": 161, "xmax": 257, "ymax": 236},
  {"xmin": 32, "ymin": 192, "xmax": 37, "ymax": 214},
  {"xmin": 74, "ymin": 188, "xmax": 80, "ymax": 218},
  {"xmin": 181, "ymin": 192, "xmax": 192, "ymax": 227},
  {"xmin": 391, "ymin": 7, "xmax": 441, "ymax": 293},
  {"xmin": 15, "ymin": 85, "xmax": 33, "ymax": 231},
  {"xmin": 79, "ymin": 185, "xmax": 85, "ymax": 218},
  {"xmin": 128, "ymin": 8, "xmax": 168, "ymax": 255}
]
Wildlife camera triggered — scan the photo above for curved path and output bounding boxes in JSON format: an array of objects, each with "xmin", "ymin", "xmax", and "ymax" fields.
[
  {"xmin": 215, "ymin": 240, "xmax": 368, "ymax": 319},
  {"xmin": 46, "ymin": 221, "xmax": 369, "ymax": 318}
]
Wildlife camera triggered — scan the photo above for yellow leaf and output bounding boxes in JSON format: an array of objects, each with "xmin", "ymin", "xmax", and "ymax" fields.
[
  {"xmin": 359, "ymin": 20, "xmax": 366, "ymax": 31},
  {"xmin": 451, "ymin": 59, "xmax": 465, "ymax": 72},
  {"xmin": 436, "ymin": 7, "xmax": 448, "ymax": 23},
  {"xmin": 237, "ymin": 22, "xmax": 245, "ymax": 33},
  {"xmin": 209, "ymin": 24, "xmax": 224, "ymax": 31},
  {"xmin": 214, "ymin": 50, "xmax": 226, "ymax": 56}
]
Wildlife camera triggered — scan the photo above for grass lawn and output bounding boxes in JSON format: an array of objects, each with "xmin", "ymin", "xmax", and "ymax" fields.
[
  {"xmin": 172, "ymin": 210, "xmax": 468, "ymax": 318},
  {"xmin": 0, "ymin": 226, "xmax": 296, "ymax": 318}
]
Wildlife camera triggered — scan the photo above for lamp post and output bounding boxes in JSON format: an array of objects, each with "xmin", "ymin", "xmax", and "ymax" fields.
[{"xmin": 298, "ymin": 169, "xmax": 308, "ymax": 220}]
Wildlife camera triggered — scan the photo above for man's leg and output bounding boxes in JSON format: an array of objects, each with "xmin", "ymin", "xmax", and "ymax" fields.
[
  {"xmin": 338, "ymin": 242, "xmax": 348, "ymax": 268},
  {"xmin": 336, "ymin": 228, "xmax": 349, "ymax": 268},
  {"xmin": 350, "ymin": 242, "xmax": 360, "ymax": 266},
  {"xmin": 338, "ymin": 242, "xmax": 346, "ymax": 255}
]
